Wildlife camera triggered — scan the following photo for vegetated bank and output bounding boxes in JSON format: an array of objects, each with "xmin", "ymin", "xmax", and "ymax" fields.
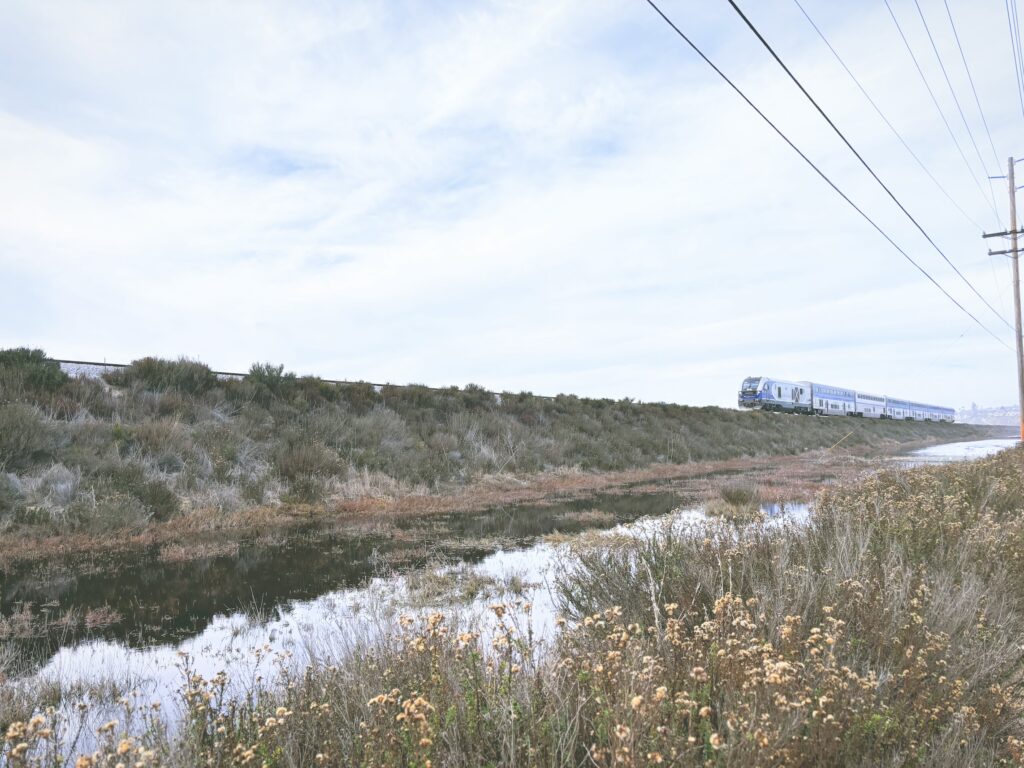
[
  {"xmin": 3, "ymin": 437, "xmax": 1022, "ymax": 765},
  {"xmin": 0, "ymin": 349, "xmax": 1001, "ymax": 556}
]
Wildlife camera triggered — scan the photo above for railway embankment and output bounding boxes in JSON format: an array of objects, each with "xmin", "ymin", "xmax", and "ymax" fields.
[{"xmin": 0, "ymin": 348, "xmax": 1007, "ymax": 566}]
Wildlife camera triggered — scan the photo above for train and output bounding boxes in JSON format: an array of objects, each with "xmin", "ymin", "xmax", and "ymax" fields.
[{"xmin": 737, "ymin": 376, "xmax": 955, "ymax": 422}]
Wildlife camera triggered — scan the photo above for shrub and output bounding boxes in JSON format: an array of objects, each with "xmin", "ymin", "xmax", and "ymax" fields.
[
  {"xmin": 89, "ymin": 461, "xmax": 180, "ymax": 522},
  {"xmin": 0, "ymin": 473, "xmax": 22, "ymax": 522},
  {"xmin": 0, "ymin": 405, "xmax": 55, "ymax": 471},
  {"xmin": 245, "ymin": 362, "xmax": 296, "ymax": 403},
  {"xmin": 106, "ymin": 357, "xmax": 217, "ymax": 396},
  {"xmin": 48, "ymin": 375, "xmax": 115, "ymax": 419},
  {"xmin": 119, "ymin": 419, "xmax": 195, "ymax": 473},
  {"xmin": 284, "ymin": 473, "xmax": 327, "ymax": 503},
  {"xmin": 68, "ymin": 490, "xmax": 151, "ymax": 532},
  {"xmin": 272, "ymin": 437, "xmax": 340, "ymax": 481},
  {"xmin": 0, "ymin": 348, "xmax": 68, "ymax": 399},
  {"xmin": 16, "ymin": 463, "xmax": 80, "ymax": 509},
  {"xmin": 338, "ymin": 381, "xmax": 380, "ymax": 413}
]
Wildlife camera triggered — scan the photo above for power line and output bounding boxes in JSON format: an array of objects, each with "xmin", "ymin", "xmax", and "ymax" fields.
[
  {"xmin": 1013, "ymin": 0, "xmax": 1024, "ymax": 106},
  {"xmin": 941, "ymin": 0, "xmax": 1000, "ymax": 168},
  {"xmin": 884, "ymin": 0, "xmax": 1001, "ymax": 223},
  {"xmin": 938, "ymin": 0, "xmax": 1009, "ymax": 319},
  {"xmin": 725, "ymin": 0, "xmax": 1012, "ymax": 332},
  {"xmin": 1005, "ymin": 0, "xmax": 1024, "ymax": 119},
  {"xmin": 791, "ymin": 0, "xmax": 987, "ymax": 233},
  {"xmin": 641, "ymin": 0, "xmax": 1011, "ymax": 351},
  {"xmin": 910, "ymin": 0, "xmax": 1000, "ymax": 215},
  {"xmin": 1002, "ymin": 0, "xmax": 1024, "ymax": 305}
]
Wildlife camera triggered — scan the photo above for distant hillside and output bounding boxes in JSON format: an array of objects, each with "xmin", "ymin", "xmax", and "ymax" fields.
[{"xmin": 957, "ymin": 403, "xmax": 1021, "ymax": 426}]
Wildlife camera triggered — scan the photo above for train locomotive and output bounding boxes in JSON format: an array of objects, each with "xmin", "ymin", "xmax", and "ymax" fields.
[{"xmin": 737, "ymin": 376, "xmax": 954, "ymax": 422}]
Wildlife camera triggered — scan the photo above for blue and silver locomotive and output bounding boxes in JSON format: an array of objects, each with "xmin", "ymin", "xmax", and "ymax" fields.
[{"xmin": 738, "ymin": 376, "xmax": 954, "ymax": 421}]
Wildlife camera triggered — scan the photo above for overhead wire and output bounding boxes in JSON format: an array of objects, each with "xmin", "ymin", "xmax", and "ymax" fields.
[
  {"xmin": 941, "ymin": 0, "xmax": 1000, "ymax": 168},
  {"xmin": 640, "ymin": 0, "xmax": 1012, "ymax": 351},
  {"xmin": 938, "ymin": 0, "xmax": 1011, "ymax": 318},
  {"xmin": 910, "ymin": 0, "xmax": 1001, "ymax": 215},
  {"xmin": 1012, "ymin": 0, "xmax": 1024, "ymax": 102},
  {"xmin": 791, "ymin": 0, "xmax": 987, "ymax": 233},
  {"xmin": 884, "ymin": 0, "xmax": 1001, "ymax": 223},
  {"xmin": 1004, "ymin": 0, "xmax": 1024, "ymax": 118},
  {"xmin": 794, "ymin": 0, "xmax": 1010, "ymax": 318},
  {"xmin": 724, "ymin": 0, "xmax": 1012, "ymax": 332}
]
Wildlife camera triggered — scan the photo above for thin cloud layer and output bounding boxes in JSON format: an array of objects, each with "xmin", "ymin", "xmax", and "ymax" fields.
[{"xmin": 0, "ymin": 0, "xmax": 1018, "ymax": 407}]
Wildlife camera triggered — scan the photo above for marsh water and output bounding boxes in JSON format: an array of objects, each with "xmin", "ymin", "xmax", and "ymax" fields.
[
  {"xmin": 2, "ymin": 491, "xmax": 680, "ymax": 654},
  {"xmin": 1, "ymin": 437, "xmax": 1016, "ymax": 720}
]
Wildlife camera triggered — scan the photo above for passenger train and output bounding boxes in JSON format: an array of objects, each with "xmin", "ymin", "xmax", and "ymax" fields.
[{"xmin": 738, "ymin": 376, "xmax": 955, "ymax": 422}]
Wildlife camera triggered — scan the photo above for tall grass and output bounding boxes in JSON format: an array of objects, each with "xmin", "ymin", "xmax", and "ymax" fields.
[{"xmin": 4, "ymin": 446, "xmax": 1023, "ymax": 766}]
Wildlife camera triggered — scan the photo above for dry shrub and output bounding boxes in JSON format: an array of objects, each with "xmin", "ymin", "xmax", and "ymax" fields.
[
  {"xmin": 158, "ymin": 541, "xmax": 240, "ymax": 563},
  {"xmin": 555, "ymin": 508, "xmax": 616, "ymax": 528}
]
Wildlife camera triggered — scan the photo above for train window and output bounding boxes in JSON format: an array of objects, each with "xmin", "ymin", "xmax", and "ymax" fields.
[{"xmin": 777, "ymin": 387, "xmax": 781, "ymax": 398}]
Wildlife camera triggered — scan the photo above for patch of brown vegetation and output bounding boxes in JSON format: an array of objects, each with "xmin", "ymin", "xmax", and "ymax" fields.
[{"xmin": 157, "ymin": 540, "xmax": 240, "ymax": 563}]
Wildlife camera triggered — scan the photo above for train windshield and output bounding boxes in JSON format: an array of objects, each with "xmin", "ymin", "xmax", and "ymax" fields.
[{"xmin": 741, "ymin": 377, "xmax": 761, "ymax": 391}]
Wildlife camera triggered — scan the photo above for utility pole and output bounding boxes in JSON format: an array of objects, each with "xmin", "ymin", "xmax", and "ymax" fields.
[
  {"xmin": 1010, "ymin": 159, "xmax": 1024, "ymax": 442},
  {"xmin": 984, "ymin": 157, "xmax": 1024, "ymax": 441}
]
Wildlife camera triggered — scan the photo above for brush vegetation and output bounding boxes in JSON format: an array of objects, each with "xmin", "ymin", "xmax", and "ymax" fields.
[
  {"xmin": 0, "ymin": 348, "xmax": 995, "ymax": 535},
  {"xmin": 4, "ymin": 445, "xmax": 1024, "ymax": 766}
]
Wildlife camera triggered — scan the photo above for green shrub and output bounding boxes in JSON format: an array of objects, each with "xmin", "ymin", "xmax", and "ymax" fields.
[
  {"xmin": 245, "ymin": 362, "xmax": 296, "ymax": 403},
  {"xmin": 240, "ymin": 475, "xmax": 267, "ymax": 504},
  {"xmin": 89, "ymin": 461, "xmax": 180, "ymax": 522},
  {"xmin": 106, "ymin": 357, "xmax": 217, "ymax": 396},
  {"xmin": 285, "ymin": 473, "xmax": 327, "ymax": 503},
  {"xmin": 0, "ymin": 347, "xmax": 67, "ymax": 400},
  {"xmin": 49, "ymin": 376, "xmax": 115, "ymax": 419},
  {"xmin": 69, "ymin": 491, "xmax": 150, "ymax": 532},
  {"xmin": 0, "ymin": 473, "xmax": 23, "ymax": 521},
  {"xmin": 0, "ymin": 405, "xmax": 55, "ymax": 470},
  {"xmin": 272, "ymin": 437, "xmax": 340, "ymax": 481},
  {"xmin": 338, "ymin": 381, "xmax": 380, "ymax": 413}
]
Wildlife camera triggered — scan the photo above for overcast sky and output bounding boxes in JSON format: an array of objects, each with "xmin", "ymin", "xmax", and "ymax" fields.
[{"xmin": 2, "ymin": 0, "xmax": 1022, "ymax": 408}]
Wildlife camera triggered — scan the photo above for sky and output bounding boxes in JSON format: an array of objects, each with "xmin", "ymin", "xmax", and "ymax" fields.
[{"xmin": 1, "ymin": 0, "xmax": 1022, "ymax": 409}]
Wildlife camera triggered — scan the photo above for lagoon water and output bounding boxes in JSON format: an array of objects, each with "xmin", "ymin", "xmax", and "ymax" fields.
[{"xmin": 897, "ymin": 437, "xmax": 1018, "ymax": 464}]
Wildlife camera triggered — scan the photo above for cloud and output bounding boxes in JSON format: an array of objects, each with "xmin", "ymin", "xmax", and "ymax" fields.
[{"xmin": 0, "ymin": 0, "xmax": 1018, "ymax": 408}]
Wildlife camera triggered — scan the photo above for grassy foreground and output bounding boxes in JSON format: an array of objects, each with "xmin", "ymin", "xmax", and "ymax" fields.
[
  {"xmin": 3, "ymin": 445, "xmax": 1024, "ymax": 766},
  {"xmin": 0, "ymin": 349, "xmax": 998, "ymax": 542}
]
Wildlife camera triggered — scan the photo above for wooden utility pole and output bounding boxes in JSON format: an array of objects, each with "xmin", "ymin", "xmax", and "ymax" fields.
[
  {"xmin": 983, "ymin": 158, "xmax": 1024, "ymax": 440},
  {"xmin": 1010, "ymin": 159, "xmax": 1024, "ymax": 442}
]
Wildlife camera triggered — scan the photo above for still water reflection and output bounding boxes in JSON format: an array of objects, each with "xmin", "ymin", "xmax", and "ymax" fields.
[{"xmin": 2, "ymin": 492, "xmax": 680, "ymax": 655}]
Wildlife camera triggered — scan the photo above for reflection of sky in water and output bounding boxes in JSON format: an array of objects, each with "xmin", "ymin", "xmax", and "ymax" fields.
[{"xmin": 2, "ymin": 491, "xmax": 681, "ymax": 653}]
